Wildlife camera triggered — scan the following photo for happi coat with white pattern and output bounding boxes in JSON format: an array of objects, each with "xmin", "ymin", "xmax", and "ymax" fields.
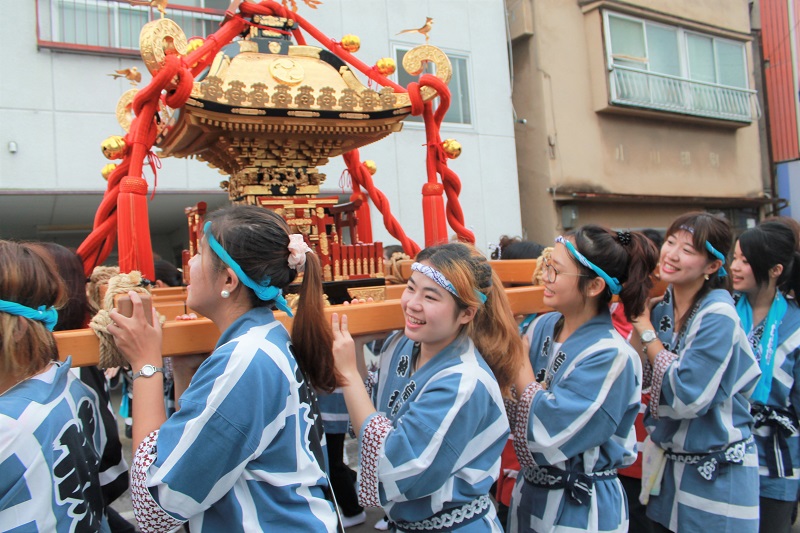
[
  {"xmin": 358, "ymin": 332, "xmax": 508, "ymax": 531},
  {"xmin": 645, "ymin": 287, "xmax": 761, "ymax": 532},
  {"xmin": 129, "ymin": 307, "xmax": 339, "ymax": 533},
  {"xmin": 509, "ymin": 310, "xmax": 641, "ymax": 533},
  {"xmin": 1, "ymin": 358, "xmax": 122, "ymax": 532},
  {"xmin": 748, "ymin": 298, "xmax": 800, "ymax": 501}
]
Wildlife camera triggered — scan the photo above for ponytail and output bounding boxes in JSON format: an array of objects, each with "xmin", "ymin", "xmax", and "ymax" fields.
[
  {"xmin": 618, "ymin": 232, "xmax": 659, "ymax": 321},
  {"xmin": 469, "ymin": 268, "xmax": 524, "ymax": 395},
  {"xmin": 570, "ymin": 226, "xmax": 658, "ymax": 320},
  {"xmin": 292, "ymin": 252, "xmax": 338, "ymax": 393}
]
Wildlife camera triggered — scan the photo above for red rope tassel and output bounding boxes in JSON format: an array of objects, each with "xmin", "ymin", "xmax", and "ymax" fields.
[{"xmin": 117, "ymin": 176, "xmax": 155, "ymax": 280}]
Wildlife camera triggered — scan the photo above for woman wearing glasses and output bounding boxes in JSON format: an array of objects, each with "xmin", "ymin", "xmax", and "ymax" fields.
[
  {"xmin": 631, "ymin": 212, "xmax": 760, "ymax": 533},
  {"xmin": 507, "ymin": 225, "xmax": 658, "ymax": 532}
]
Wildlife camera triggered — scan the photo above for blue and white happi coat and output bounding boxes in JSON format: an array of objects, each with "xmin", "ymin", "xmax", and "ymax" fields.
[
  {"xmin": 738, "ymin": 296, "xmax": 800, "ymax": 501},
  {"xmin": 1, "ymin": 358, "xmax": 123, "ymax": 532},
  {"xmin": 129, "ymin": 307, "xmax": 339, "ymax": 533},
  {"xmin": 358, "ymin": 333, "xmax": 508, "ymax": 531},
  {"xmin": 644, "ymin": 287, "xmax": 761, "ymax": 532},
  {"xmin": 509, "ymin": 310, "xmax": 641, "ymax": 533},
  {"xmin": 317, "ymin": 389, "xmax": 350, "ymax": 435}
]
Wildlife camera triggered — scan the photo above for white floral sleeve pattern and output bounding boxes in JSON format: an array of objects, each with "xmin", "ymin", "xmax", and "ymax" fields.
[
  {"xmin": 130, "ymin": 430, "xmax": 186, "ymax": 533},
  {"xmin": 649, "ymin": 349, "xmax": 679, "ymax": 420},
  {"xmin": 358, "ymin": 414, "xmax": 393, "ymax": 507},
  {"xmin": 511, "ymin": 381, "xmax": 544, "ymax": 469}
]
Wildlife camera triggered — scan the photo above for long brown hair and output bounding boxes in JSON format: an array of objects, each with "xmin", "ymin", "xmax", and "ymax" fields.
[
  {"xmin": 416, "ymin": 243, "xmax": 523, "ymax": 395},
  {"xmin": 0, "ymin": 241, "xmax": 67, "ymax": 381},
  {"xmin": 203, "ymin": 206, "xmax": 337, "ymax": 392}
]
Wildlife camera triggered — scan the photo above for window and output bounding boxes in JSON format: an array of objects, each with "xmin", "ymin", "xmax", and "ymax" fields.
[
  {"xmin": 37, "ymin": 0, "xmax": 225, "ymax": 55},
  {"xmin": 604, "ymin": 11, "xmax": 754, "ymax": 122},
  {"xmin": 394, "ymin": 46, "xmax": 472, "ymax": 125}
]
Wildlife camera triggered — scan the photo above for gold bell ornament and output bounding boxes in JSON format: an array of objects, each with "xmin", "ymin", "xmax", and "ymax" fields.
[
  {"xmin": 101, "ymin": 136, "xmax": 127, "ymax": 160},
  {"xmin": 442, "ymin": 139, "xmax": 462, "ymax": 159},
  {"xmin": 341, "ymin": 34, "xmax": 361, "ymax": 53},
  {"xmin": 375, "ymin": 57, "xmax": 396, "ymax": 76},
  {"xmin": 101, "ymin": 163, "xmax": 117, "ymax": 180},
  {"xmin": 363, "ymin": 160, "xmax": 377, "ymax": 175}
]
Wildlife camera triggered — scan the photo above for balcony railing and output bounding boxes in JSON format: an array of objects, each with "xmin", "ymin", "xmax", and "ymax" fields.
[
  {"xmin": 609, "ymin": 64, "xmax": 755, "ymax": 123},
  {"xmin": 36, "ymin": 0, "xmax": 224, "ymax": 56}
]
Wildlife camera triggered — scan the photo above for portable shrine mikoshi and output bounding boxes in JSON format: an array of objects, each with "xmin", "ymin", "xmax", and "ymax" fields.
[{"xmin": 77, "ymin": 0, "xmax": 474, "ymax": 286}]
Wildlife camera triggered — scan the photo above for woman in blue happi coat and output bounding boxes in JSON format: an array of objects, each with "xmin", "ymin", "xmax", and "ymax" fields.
[
  {"xmin": 508, "ymin": 225, "xmax": 659, "ymax": 532},
  {"xmin": 108, "ymin": 205, "xmax": 340, "ymax": 532},
  {"xmin": 331, "ymin": 243, "xmax": 524, "ymax": 531},
  {"xmin": 631, "ymin": 212, "xmax": 761, "ymax": 533},
  {"xmin": 731, "ymin": 219, "xmax": 800, "ymax": 533}
]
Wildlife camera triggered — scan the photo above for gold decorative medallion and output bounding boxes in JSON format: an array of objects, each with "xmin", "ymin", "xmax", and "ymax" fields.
[
  {"xmin": 269, "ymin": 58, "xmax": 305, "ymax": 86},
  {"xmin": 139, "ymin": 18, "xmax": 188, "ymax": 75}
]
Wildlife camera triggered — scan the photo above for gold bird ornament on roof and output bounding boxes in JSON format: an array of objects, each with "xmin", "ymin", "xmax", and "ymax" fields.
[
  {"xmin": 108, "ymin": 67, "xmax": 142, "ymax": 86},
  {"xmin": 397, "ymin": 17, "xmax": 434, "ymax": 42}
]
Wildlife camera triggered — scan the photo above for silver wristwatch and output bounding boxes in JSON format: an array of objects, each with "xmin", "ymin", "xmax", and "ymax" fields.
[
  {"xmin": 640, "ymin": 329, "xmax": 657, "ymax": 354},
  {"xmin": 133, "ymin": 364, "xmax": 164, "ymax": 380}
]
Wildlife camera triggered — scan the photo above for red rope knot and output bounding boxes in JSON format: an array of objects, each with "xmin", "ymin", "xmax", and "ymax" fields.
[
  {"xmin": 422, "ymin": 182, "xmax": 444, "ymax": 196},
  {"xmin": 339, "ymin": 168, "xmax": 352, "ymax": 191},
  {"xmin": 119, "ymin": 176, "xmax": 149, "ymax": 195}
]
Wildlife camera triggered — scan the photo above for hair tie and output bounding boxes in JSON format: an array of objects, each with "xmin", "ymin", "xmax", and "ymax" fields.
[
  {"xmin": 0, "ymin": 300, "xmax": 58, "ymax": 331},
  {"xmin": 287, "ymin": 234, "xmax": 312, "ymax": 273},
  {"xmin": 616, "ymin": 231, "xmax": 632, "ymax": 246}
]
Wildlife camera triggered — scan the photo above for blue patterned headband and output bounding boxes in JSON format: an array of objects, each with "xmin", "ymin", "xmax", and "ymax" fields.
[
  {"xmin": 678, "ymin": 225, "xmax": 727, "ymax": 278},
  {"xmin": 555, "ymin": 236, "xmax": 622, "ymax": 295},
  {"xmin": 203, "ymin": 221, "xmax": 293, "ymax": 316},
  {"xmin": 411, "ymin": 262, "xmax": 487, "ymax": 304},
  {"xmin": 0, "ymin": 299, "xmax": 58, "ymax": 331}
]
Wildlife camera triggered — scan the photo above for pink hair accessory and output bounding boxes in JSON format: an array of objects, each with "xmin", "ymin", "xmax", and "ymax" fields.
[{"xmin": 287, "ymin": 234, "xmax": 312, "ymax": 272}]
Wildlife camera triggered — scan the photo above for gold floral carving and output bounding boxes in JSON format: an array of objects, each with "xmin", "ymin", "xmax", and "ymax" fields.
[
  {"xmin": 317, "ymin": 87, "xmax": 336, "ymax": 110},
  {"xmin": 226, "ymin": 80, "xmax": 247, "ymax": 106},
  {"xmin": 339, "ymin": 88, "xmax": 358, "ymax": 111},
  {"xmin": 200, "ymin": 77, "xmax": 224, "ymax": 102},
  {"xmin": 271, "ymin": 85, "xmax": 292, "ymax": 106},
  {"xmin": 360, "ymin": 89, "xmax": 380, "ymax": 111},
  {"xmin": 250, "ymin": 83, "xmax": 269, "ymax": 107},
  {"xmin": 139, "ymin": 18, "xmax": 188, "ymax": 75},
  {"xmin": 294, "ymin": 86, "xmax": 315, "ymax": 107}
]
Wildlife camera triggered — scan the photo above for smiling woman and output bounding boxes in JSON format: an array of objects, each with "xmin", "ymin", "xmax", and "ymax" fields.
[
  {"xmin": 507, "ymin": 225, "xmax": 659, "ymax": 533},
  {"xmin": 331, "ymin": 242, "xmax": 523, "ymax": 532},
  {"xmin": 630, "ymin": 211, "xmax": 761, "ymax": 533}
]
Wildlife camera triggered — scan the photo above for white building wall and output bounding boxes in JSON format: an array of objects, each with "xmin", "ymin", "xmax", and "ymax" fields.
[{"xmin": 0, "ymin": 0, "xmax": 521, "ymax": 255}]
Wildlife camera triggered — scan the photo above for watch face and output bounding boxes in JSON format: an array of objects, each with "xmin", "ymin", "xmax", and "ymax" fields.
[
  {"xmin": 642, "ymin": 331, "xmax": 657, "ymax": 343},
  {"xmin": 142, "ymin": 365, "xmax": 155, "ymax": 377}
]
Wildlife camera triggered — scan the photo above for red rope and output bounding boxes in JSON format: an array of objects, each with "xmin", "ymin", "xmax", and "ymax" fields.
[
  {"xmin": 344, "ymin": 150, "xmax": 420, "ymax": 257},
  {"xmin": 406, "ymin": 74, "xmax": 475, "ymax": 244}
]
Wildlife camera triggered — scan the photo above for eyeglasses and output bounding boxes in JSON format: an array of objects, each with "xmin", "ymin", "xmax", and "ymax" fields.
[{"xmin": 542, "ymin": 258, "xmax": 590, "ymax": 284}]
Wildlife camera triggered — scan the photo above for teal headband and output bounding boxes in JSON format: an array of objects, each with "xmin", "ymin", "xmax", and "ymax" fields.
[
  {"xmin": 203, "ymin": 221, "xmax": 293, "ymax": 317},
  {"xmin": 678, "ymin": 225, "xmax": 727, "ymax": 278},
  {"xmin": 555, "ymin": 236, "xmax": 622, "ymax": 295},
  {"xmin": 0, "ymin": 299, "xmax": 58, "ymax": 331},
  {"xmin": 704, "ymin": 241, "xmax": 728, "ymax": 278}
]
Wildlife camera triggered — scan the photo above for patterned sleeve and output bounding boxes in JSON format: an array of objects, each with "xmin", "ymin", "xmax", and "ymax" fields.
[
  {"xmin": 357, "ymin": 413, "xmax": 393, "ymax": 507},
  {"xmin": 656, "ymin": 304, "xmax": 759, "ymax": 419},
  {"xmin": 130, "ymin": 430, "xmax": 187, "ymax": 533},
  {"xmin": 520, "ymin": 343, "xmax": 637, "ymax": 464}
]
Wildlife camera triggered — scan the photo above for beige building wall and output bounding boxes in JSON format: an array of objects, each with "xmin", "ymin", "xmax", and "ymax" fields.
[{"xmin": 509, "ymin": 0, "xmax": 765, "ymax": 244}]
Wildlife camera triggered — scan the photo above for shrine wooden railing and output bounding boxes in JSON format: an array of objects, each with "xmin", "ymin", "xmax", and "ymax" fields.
[{"xmin": 55, "ymin": 259, "xmax": 662, "ymax": 367}]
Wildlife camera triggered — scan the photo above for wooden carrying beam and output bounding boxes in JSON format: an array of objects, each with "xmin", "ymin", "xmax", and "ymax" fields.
[{"xmin": 56, "ymin": 286, "xmax": 548, "ymax": 367}]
